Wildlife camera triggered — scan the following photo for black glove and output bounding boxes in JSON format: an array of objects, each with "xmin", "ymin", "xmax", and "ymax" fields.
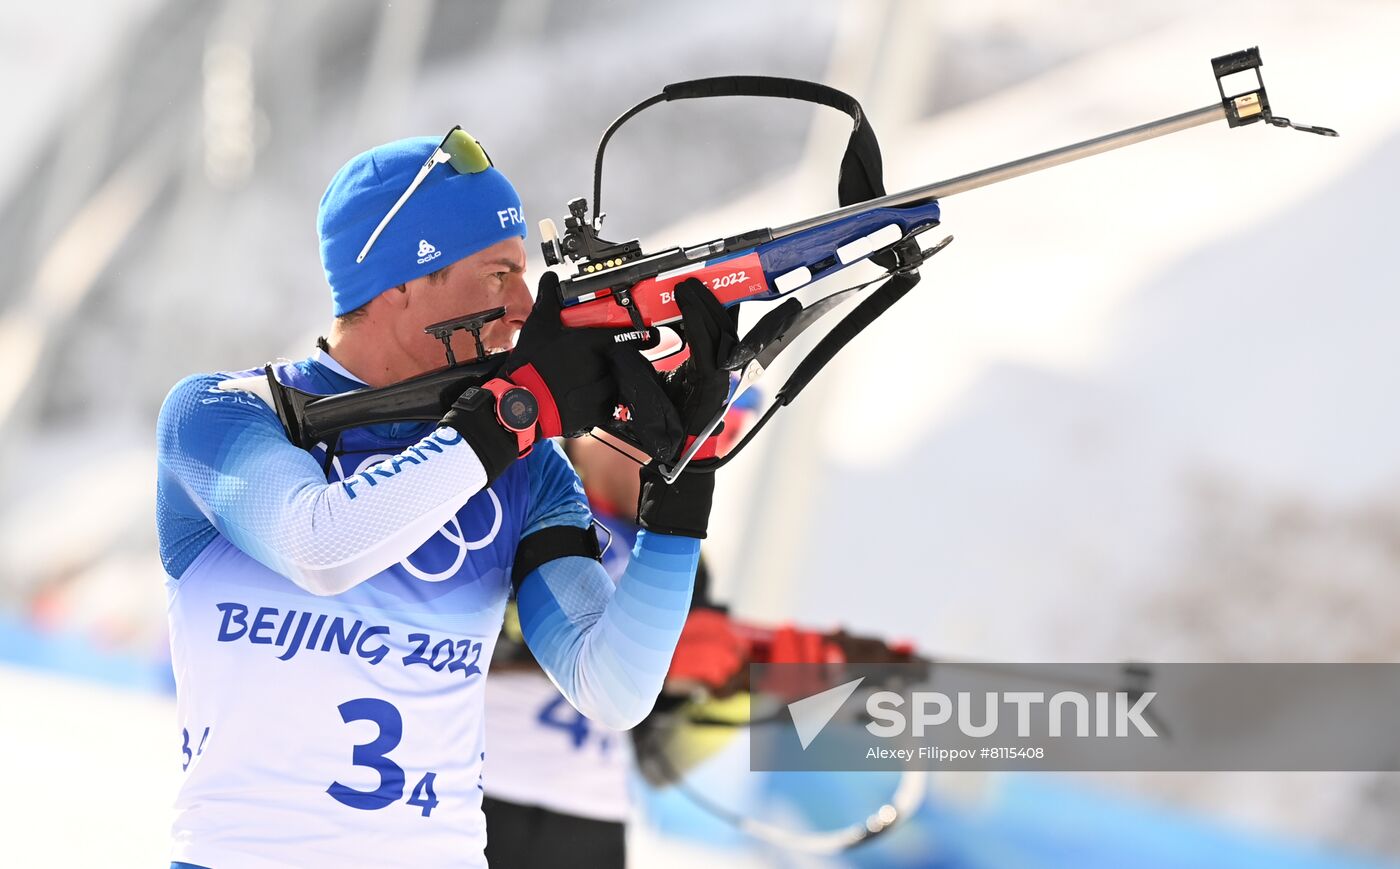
[
  {"xmin": 636, "ymin": 279, "xmax": 738, "ymax": 538},
  {"xmin": 637, "ymin": 462, "xmax": 717, "ymax": 538},
  {"xmin": 439, "ymin": 385, "xmax": 520, "ymax": 483},
  {"xmin": 502, "ymin": 271, "xmax": 659, "ymax": 439},
  {"xmin": 665, "ymin": 279, "xmax": 739, "ymax": 452}
]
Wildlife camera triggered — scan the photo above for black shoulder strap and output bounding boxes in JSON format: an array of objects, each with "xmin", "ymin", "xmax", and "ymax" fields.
[
  {"xmin": 511, "ymin": 523, "xmax": 604, "ymax": 594},
  {"xmin": 592, "ymin": 75, "xmax": 886, "ymax": 220}
]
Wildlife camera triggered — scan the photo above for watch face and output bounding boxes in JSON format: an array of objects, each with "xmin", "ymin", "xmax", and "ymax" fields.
[{"xmin": 498, "ymin": 387, "xmax": 539, "ymax": 431}]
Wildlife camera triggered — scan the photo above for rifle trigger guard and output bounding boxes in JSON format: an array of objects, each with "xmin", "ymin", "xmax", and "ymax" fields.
[{"xmin": 609, "ymin": 286, "xmax": 648, "ymax": 331}]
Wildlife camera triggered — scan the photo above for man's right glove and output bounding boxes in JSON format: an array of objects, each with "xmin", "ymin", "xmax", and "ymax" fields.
[
  {"xmin": 636, "ymin": 278, "xmax": 738, "ymax": 539},
  {"xmin": 439, "ymin": 379, "xmax": 533, "ymax": 483},
  {"xmin": 502, "ymin": 270, "xmax": 662, "ymax": 440},
  {"xmin": 441, "ymin": 271, "xmax": 663, "ymax": 482}
]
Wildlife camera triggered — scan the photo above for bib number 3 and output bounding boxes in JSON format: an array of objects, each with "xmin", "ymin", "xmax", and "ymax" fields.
[{"xmin": 327, "ymin": 698, "xmax": 439, "ymax": 817}]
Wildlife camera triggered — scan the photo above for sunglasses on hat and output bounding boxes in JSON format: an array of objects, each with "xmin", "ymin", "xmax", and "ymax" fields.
[{"xmin": 355, "ymin": 126, "xmax": 493, "ymax": 264}]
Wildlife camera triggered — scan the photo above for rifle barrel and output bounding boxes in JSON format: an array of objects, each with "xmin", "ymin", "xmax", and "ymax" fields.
[{"xmin": 771, "ymin": 103, "xmax": 1227, "ymax": 239}]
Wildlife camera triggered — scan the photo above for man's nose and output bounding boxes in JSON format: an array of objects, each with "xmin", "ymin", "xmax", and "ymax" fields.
[{"xmin": 505, "ymin": 273, "xmax": 532, "ymax": 327}]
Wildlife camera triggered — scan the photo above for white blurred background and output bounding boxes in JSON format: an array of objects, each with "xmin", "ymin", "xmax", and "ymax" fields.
[{"xmin": 2, "ymin": 0, "xmax": 1398, "ymax": 866}]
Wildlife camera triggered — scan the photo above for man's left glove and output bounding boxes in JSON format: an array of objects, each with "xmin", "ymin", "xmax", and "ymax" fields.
[{"xmin": 636, "ymin": 278, "xmax": 738, "ymax": 539}]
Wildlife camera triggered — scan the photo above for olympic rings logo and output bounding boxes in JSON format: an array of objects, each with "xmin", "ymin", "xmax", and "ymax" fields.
[{"xmin": 329, "ymin": 452, "xmax": 503, "ymax": 582}]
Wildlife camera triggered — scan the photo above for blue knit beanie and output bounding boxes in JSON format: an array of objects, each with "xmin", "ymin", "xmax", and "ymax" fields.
[{"xmin": 318, "ymin": 136, "xmax": 528, "ymax": 316}]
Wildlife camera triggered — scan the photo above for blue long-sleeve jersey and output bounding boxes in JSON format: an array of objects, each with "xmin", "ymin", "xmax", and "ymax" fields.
[{"xmin": 155, "ymin": 350, "xmax": 698, "ymax": 868}]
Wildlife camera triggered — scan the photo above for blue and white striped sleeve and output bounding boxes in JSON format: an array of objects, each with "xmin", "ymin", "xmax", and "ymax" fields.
[
  {"xmin": 515, "ymin": 444, "xmax": 700, "ymax": 730},
  {"xmin": 156, "ymin": 373, "xmax": 491, "ymax": 595}
]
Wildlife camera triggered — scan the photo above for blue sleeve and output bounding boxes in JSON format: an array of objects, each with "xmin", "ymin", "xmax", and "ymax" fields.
[
  {"xmin": 516, "ymin": 530, "xmax": 700, "ymax": 730},
  {"xmin": 156, "ymin": 373, "xmax": 492, "ymax": 594},
  {"xmin": 521, "ymin": 439, "xmax": 594, "ymax": 537}
]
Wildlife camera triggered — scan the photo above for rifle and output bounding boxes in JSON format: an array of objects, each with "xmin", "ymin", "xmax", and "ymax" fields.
[
  {"xmin": 266, "ymin": 48, "xmax": 1333, "ymax": 471},
  {"xmin": 634, "ymin": 613, "xmax": 1162, "ymax": 853}
]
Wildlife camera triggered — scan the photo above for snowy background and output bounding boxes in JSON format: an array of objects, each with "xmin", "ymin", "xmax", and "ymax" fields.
[{"xmin": 1, "ymin": 0, "xmax": 1397, "ymax": 866}]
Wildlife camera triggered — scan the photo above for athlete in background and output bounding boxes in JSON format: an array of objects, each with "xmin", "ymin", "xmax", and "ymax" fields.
[
  {"xmin": 481, "ymin": 419, "xmax": 737, "ymax": 868},
  {"xmin": 482, "ymin": 397, "xmax": 917, "ymax": 868},
  {"xmin": 155, "ymin": 130, "xmax": 733, "ymax": 868}
]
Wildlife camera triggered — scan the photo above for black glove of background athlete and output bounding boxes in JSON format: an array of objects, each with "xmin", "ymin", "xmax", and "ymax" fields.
[{"xmin": 636, "ymin": 279, "xmax": 738, "ymax": 538}]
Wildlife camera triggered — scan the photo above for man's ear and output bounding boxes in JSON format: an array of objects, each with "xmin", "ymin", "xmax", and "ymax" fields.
[{"xmin": 376, "ymin": 282, "xmax": 412, "ymax": 311}]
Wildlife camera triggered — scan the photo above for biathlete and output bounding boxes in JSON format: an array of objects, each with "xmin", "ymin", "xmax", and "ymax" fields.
[{"xmin": 155, "ymin": 128, "xmax": 733, "ymax": 868}]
